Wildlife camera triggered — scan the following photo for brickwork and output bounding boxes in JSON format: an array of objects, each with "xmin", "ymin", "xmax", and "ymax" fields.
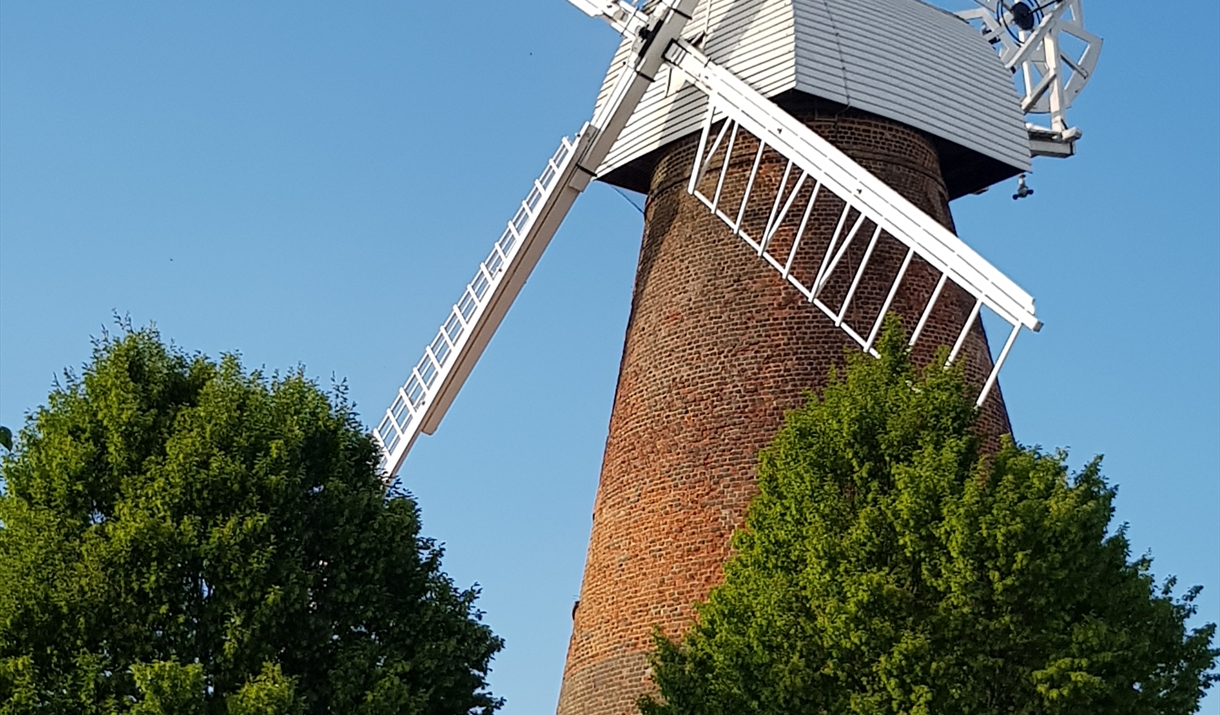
[{"xmin": 556, "ymin": 110, "xmax": 1010, "ymax": 715}]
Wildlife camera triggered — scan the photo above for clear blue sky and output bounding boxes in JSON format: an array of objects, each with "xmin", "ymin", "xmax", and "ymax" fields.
[{"xmin": 2, "ymin": 1, "xmax": 1217, "ymax": 712}]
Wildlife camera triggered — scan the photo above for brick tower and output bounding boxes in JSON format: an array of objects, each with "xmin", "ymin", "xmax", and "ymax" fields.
[
  {"xmin": 365, "ymin": 1, "xmax": 1095, "ymax": 709},
  {"xmin": 555, "ymin": 96, "xmax": 1014, "ymax": 713},
  {"xmin": 364, "ymin": 0, "xmax": 1093, "ymax": 710},
  {"xmin": 542, "ymin": 0, "xmax": 1047, "ymax": 706}
]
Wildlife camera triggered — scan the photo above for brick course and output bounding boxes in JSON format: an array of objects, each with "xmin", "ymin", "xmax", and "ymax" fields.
[{"xmin": 556, "ymin": 109, "xmax": 1010, "ymax": 715}]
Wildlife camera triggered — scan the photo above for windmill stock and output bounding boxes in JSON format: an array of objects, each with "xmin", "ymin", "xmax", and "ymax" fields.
[{"xmin": 373, "ymin": 0, "xmax": 1101, "ymax": 711}]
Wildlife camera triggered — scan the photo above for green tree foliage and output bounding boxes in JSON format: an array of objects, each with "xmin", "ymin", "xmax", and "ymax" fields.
[
  {"xmin": 130, "ymin": 661, "xmax": 206, "ymax": 715},
  {"xmin": 641, "ymin": 328, "xmax": 1217, "ymax": 715},
  {"xmin": 0, "ymin": 326, "xmax": 503, "ymax": 714}
]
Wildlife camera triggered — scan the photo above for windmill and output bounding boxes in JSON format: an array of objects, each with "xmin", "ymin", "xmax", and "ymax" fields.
[{"xmin": 370, "ymin": 0, "xmax": 1101, "ymax": 711}]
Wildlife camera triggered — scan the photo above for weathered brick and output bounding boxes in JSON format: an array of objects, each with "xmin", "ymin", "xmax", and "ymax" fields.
[{"xmin": 556, "ymin": 109, "xmax": 1010, "ymax": 715}]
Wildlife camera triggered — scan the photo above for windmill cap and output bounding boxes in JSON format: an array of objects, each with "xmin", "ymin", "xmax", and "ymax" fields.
[{"xmin": 594, "ymin": 0, "xmax": 1031, "ymax": 200}]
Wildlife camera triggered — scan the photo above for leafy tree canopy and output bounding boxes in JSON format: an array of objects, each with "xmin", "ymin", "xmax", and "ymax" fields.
[
  {"xmin": 641, "ymin": 327, "xmax": 1217, "ymax": 715},
  {"xmin": 0, "ymin": 325, "xmax": 503, "ymax": 714}
]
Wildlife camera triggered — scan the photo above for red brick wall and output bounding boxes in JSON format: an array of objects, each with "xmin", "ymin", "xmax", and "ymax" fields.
[{"xmin": 556, "ymin": 110, "xmax": 1010, "ymax": 715}]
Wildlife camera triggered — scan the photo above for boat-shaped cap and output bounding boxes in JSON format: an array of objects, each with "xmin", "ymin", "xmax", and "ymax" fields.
[{"xmin": 595, "ymin": 0, "xmax": 1031, "ymax": 199}]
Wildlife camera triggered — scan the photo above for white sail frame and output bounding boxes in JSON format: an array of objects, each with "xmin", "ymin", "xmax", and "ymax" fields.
[
  {"xmin": 667, "ymin": 39, "xmax": 1039, "ymax": 406},
  {"xmin": 374, "ymin": 0, "xmax": 699, "ymax": 477}
]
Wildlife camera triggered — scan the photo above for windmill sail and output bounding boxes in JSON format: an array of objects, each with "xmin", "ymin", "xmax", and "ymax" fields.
[
  {"xmin": 374, "ymin": 0, "xmax": 699, "ymax": 477},
  {"xmin": 663, "ymin": 40, "xmax": 1040, "ymax": 406},
  {"xmin": 372, "ymin": 135, "xmax": 586, "ymax": 474},
  {"xmin": 379, "ymin": 0, "xmax": 1047, "ymax": 476}
]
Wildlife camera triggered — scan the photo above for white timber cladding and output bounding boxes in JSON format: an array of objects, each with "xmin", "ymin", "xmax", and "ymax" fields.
[
  {"xmin": 594, "ymin": 0, "xmax": 1032, "ymax": 180},
  {"xmin": 595, "ymin": 0, "xmax": 795, "ymax": 176}
]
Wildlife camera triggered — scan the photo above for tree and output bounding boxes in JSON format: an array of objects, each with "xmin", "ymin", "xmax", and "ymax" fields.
[
  {"xmin": 0, "ymin": 325, "xmax": 504, "ymax": 714},
  {"xmin": 640, "ymin": 327, "xmax": 1218, "ymax": 715}
]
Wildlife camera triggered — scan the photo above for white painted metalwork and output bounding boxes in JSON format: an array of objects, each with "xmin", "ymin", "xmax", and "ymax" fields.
[
  {"xmin": 957, "ymin": 0, "xmax": 1102, "ymax": 156},
  {"xmin": 374, "ymin": 0, "xmax": 698, "ymax": 477},
  {"xmin": 667, "ymin": 39, "xmax": 1040, "ymax": 406}
]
